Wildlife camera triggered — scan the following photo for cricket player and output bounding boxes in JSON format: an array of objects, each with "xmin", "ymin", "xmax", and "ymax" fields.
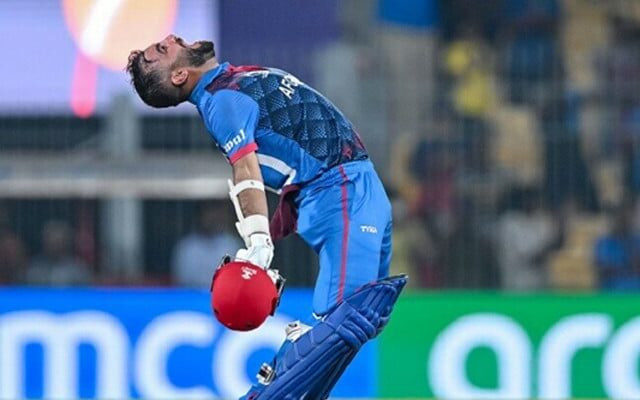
[{"xmin": 127, "ymin": 35, "xmax": 405, "ymax": 399}]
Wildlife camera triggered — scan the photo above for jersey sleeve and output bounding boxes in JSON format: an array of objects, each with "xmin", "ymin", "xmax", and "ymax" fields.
[{"xmin": 201, "ymin": 89, "xmax": 259, "ymax": 164}]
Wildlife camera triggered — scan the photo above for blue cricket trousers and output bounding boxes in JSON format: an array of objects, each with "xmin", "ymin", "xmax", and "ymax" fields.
[{"xmin": 296, "ymin": 160, "xmax": 392, "ymax": 315}]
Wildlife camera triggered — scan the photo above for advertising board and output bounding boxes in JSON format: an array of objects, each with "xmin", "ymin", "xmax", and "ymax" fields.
[
  {"xmin": 0, "ymin": 288, "xmax": 375, "ymax": 399},
  {"xmin": 379, "ymin": 293, "xmax": 640, "ymax": 399}
]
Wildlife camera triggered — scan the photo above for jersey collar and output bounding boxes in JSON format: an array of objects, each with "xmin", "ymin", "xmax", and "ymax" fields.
[{"xmin": 188, "ymin": 62, "xmax": 230, "ymax": 105}]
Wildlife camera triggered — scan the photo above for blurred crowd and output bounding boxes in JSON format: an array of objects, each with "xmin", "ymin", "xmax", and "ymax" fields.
[
  {"xmin": 0, "ymin": 201, "xmax": 241, "ymax": 289},
  {"xmin": 3, "ymin": 0, "xmax": 640, "ymax": 291},
  {"xmin": 379, "ymin": 0, "xmax": 640, "ymax": 291}
]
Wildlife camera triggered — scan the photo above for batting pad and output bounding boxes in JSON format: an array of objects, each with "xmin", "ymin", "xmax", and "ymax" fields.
[{"xmin": 240, "ymin": 274, "xmax": 408, "ymax": 400}]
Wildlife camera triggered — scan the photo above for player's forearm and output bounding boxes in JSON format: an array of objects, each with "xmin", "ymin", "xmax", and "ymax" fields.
[
  {"xmin": 232, "ymin": 152, "xmax": 268, "ymax": 219},
  {"xmin": 230, "ymin": 151, "xmax": 273, "ymax": 268},
  {"xmin": 237, "ymin": 189, "xmax": 268, "ymax": 220}
]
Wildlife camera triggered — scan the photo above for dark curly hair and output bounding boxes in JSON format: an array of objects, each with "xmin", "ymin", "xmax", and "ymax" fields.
[{"xmin": 126, "ymin": 51, "xmax": 183, "ymax": 108}]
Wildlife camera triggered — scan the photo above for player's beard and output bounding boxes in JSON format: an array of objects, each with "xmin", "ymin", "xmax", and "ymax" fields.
[{"xmin": 183, "ymin": 41, "xmax": 215, "ymax": 67}]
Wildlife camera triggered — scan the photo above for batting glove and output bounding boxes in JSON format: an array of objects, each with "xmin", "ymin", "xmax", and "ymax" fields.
[{"xmin": 235, "ymin": 233, "xmax": 274, "ymax": 269}]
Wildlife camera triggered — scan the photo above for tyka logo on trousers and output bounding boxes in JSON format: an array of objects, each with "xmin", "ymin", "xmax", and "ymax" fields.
[{"xmin": 360, "ymin": 225, "xmax": 378, "ymax": 234}]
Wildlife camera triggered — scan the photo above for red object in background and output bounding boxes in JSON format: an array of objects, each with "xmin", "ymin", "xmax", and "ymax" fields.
[
  {"xmin": 70, "ymin": 52, "xmax": 97, "ymax": 118},
  {"xmin": 210, "ymin": 261, "xmax": 279, "ymax": 331},
  {"xmin": 62, "ymin": 0, "xmax": 178, "ymax": 117}
]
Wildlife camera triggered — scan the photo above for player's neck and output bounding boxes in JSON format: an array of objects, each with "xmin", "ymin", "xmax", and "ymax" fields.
[{"xmin": 184, "ymin": 58, "xmax": 220, "ymax": 98}]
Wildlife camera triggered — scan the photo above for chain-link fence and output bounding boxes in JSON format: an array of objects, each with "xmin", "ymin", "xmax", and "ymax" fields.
[{"xmin": 2, "ymin": 0, "xmax": 640, "ymax": 293}]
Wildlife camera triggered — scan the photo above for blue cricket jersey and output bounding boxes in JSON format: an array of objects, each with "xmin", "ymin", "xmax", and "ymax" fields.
[{"xmin": 189, "ymin": 62, "xmax": 368, "ymax": 192}]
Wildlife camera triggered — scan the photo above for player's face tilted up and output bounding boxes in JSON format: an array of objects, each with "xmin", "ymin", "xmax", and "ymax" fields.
[{"xmin": 126, "ymin": 34, "xmax": 216, "ymax": 108}]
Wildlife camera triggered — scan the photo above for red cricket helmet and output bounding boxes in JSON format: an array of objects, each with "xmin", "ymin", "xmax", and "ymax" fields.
[{"xmin": 210, "ymin": 259, "xmax": 285, "ymax": 331}]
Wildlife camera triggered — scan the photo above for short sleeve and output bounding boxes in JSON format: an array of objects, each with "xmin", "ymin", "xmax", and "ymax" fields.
[{"xmin": 201, "ymin": 89, "xmax": 259, "ymax": 163}]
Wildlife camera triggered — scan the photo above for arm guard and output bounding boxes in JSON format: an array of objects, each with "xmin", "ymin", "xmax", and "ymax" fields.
[{"xmin": 228, "ymin": 179, "xmax": 270, "ymax": 246}]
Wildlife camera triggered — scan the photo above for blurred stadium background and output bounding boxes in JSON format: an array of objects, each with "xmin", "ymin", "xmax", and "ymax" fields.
[{"xmin": 1, "ymin": 0, "xmax": 640, "ymax": 399}]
